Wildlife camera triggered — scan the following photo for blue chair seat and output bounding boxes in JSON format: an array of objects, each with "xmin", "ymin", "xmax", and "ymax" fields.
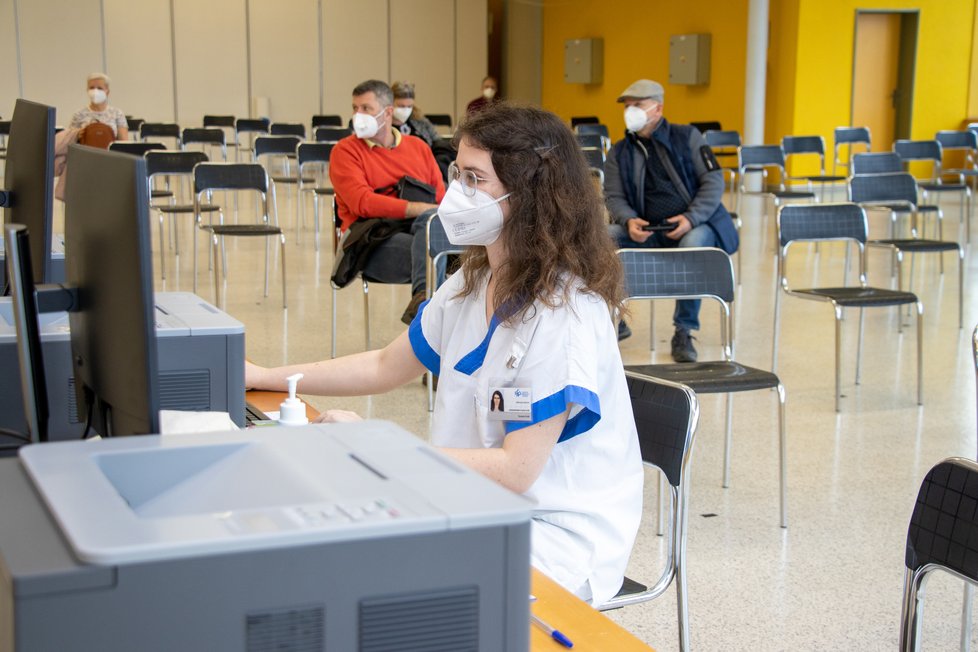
[{"xmin": 626, "ymin": 361, "xmax": 780, "ymax": 394}]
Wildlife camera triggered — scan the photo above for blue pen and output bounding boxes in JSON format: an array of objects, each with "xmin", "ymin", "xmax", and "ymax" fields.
[{"xmin": 531, "ymin": 613, "xmax": 574, "ymax": 648}]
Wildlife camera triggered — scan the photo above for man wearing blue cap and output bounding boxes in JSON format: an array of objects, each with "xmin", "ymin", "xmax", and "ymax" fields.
[{"xmin": 605, "ymin": 79, "xmax": 739, "ymax": 362}]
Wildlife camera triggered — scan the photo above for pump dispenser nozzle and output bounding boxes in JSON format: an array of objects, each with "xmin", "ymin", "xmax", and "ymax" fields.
[{"xmin": 278, "ymin": 373, "xmax": 309, "ymax": 426}]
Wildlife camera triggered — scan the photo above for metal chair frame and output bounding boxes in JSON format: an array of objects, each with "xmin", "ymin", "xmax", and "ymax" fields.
[
  {"xmin": 315, "ymin": 126, "xmax": 353, "ymax": 144},
  {"xmin": 296, "ymin": 142, "xmax": 335, "ymax": 251},
  {"xmin": 234, "ymin": 118, "xmax": 270, "ymax": 159},
  {"xmin": 782, "ymin": 135, "xmax": 848, "ymax": 196},
  {"xmin": 311, "ymin": 114, "xmax": 343, "ymax": 129},
  {"xmin": 423, "ymin": 213, "xmax": 464, "ymax": 410},
  {"xmin": 773, "ymin": 202, "xmax": 923, "ymax": 411},
  {"xmin": 894, "ymin": 139, "xmax": 972, "ymax": 242},
  {"xmin": 833, "ymin": 126, "xmax": 871, "ymax": 176},
  {"xmin": 181, "ymin": 127, "xmax": 227, "ymax": 162},
  {"xmin": 254, "ymin": 135, "xmax": 305, "ymax": 232}
]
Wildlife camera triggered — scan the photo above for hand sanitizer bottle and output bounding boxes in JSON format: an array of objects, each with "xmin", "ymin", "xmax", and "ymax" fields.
[{"xmin": 278, "ymin": 373, "xmax": 309, "ymax": 426}]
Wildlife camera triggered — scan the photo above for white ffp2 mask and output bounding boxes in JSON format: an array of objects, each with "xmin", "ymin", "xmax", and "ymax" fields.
[
  {"xmin": 392, "ymin": 106, "xmax": 413, "ymax": 124},
  {"xmin": 88, "ymin": 89, "xmax": 107, "ymax": 105},
  {"xmin": 352, "ymin": 109, "xmax": 385, "ymax": 139},
  {"xmin": 624, "ymin": 105, "xmax": 650, "ymax": 133},
  {"xmin": 438, "ymin": 180, "xmax": 511, "ymax": 246}
]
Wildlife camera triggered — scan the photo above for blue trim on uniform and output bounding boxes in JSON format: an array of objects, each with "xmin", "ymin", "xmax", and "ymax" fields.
[
  {"xmin": 505, "ymin": 384, "xmax": 601, "ymax": 443},
  {"xmin": 408, "ymin": 300, "xmax": 440, "ymax": 375},
  {"xmin": 453, "ymin": 315, "xmax": 501, "ymax": 376}
]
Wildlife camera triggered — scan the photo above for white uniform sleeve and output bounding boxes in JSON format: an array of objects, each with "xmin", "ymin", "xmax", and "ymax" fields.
[
  {"xmin": 407, "ymin": 273, "xmax": 461, "ymax": 375},
  {"xmin": 505, "ymin": 291, "xmax": 610, "ymax": 443}
]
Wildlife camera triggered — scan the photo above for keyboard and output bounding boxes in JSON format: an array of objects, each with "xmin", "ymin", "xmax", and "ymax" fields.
[{"xmin": 244, "ymin": 402, "xmax": 271, "ymax": 426}]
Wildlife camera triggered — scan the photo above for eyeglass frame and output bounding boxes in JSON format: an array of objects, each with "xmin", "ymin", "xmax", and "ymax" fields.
[{"xmin": 448, "ymin": 161, "xmax": 495, "ymax": 198}]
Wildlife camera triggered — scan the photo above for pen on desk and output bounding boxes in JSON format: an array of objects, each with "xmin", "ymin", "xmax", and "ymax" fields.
[{"xmin": 531, "ymin": 613, "xmax": 574, "ymax": 648}]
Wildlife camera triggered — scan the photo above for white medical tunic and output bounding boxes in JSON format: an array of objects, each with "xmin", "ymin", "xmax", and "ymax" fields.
[{"xmin": 409, "ymin": 271, "xmax": 644, "ymax": 606}]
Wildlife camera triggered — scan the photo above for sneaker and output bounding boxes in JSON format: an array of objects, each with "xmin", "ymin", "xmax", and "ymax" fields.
[
  {"xmin": 401, "ymin": 291, "xmax": 426, "ymax": 325},
  {"xmin": 617, "ymin": 320, "xmax": 632, "ymax": 342},
  {"xmin": 670, "ymin": 328, "xmax": 698, "ymax": 363}
]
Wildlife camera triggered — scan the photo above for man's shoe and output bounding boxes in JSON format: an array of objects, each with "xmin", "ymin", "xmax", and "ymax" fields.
[
  {"xmin": 671, "ymin": 328, "xmax": 698, "ymax": 363},
  {"xmin": 401, "ymin": 291, "xmax": 426, "ymax": 325},
  {"xmin": 617, "ymin": 320, "xmax": 632, "ymax": 341}
]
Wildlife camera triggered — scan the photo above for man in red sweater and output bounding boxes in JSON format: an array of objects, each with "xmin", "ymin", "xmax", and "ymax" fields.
[{"xmin": 330, "ymin": 79, "xmax": 445, "ymax": 323}]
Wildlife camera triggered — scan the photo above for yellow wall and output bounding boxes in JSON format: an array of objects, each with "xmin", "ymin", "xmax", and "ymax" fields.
[{"xmin": 541, "ymin": 0, "xmax": 749, "ymax": 133}]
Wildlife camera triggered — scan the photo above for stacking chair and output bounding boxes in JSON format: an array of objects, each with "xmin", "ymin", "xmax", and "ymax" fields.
[
  {"xmin": 619, "ymin": 247, "xmax": 788, "ymax": 527},
  {"xmin": 192, "ymin": 163, "xmax": 286, "ymax": 308},
  {"xmin": 782, "ymin": 135, "xmax": 847, "ymax": 200},
  {"xmin": 900, "ymin": 457, "xmax": 978, "ymax": 651},
  {"xmin": 270, "ymin": 122, "xmax": 306, "ymax": 138},
  {"xmin": 852, "ymin": 152, "xmax": 902, "ymax": 176},
  {"xmin": 315, "ymin": 126, "xmax": 352, "ymax": 144},
  {"xmin": 426, "ymin": 114, "xmax": 453, "ymax": 137},
  {"xmin": 576, "ymin": 133, "xmax": 604, "ymax": 151},
  {"xmin": 936, "ymin": 130, "xmax": 977, "ymax": 242},
  {"xmin": 296, "ymin": 142, "xmax": 335, "ymax": 250},
  {"xmin": 0, "ymin": 120, "xmax": 9, "ymax": 159},
  {"xmin": 254, "ymin": 136, "xmax": 306, "ymax": 232},
  {"xmin": 140, "ymin": 122, "xmax": 181, "ymax": 148},
  {"xmin": 125, "ymin": 117, "xmax": 144, "ymax": 139},
  {"xmin": 597, "ymin": 372, "xmax": 699, "ymax": 652},
  {"xmin": 575, "ymin": 123, "xmax": 611, "ymax": 152},
  {"xmin": 570, "ymin": 115, "xmax": 600, "ymax": 128},
  {"xmin": 582, "ymin": 148, "xmax": 605, "ymax": 184},
  {"xmin": 704, "ymin": 130, "xmax": 741, "ymax": 194},
  {"xmin": 145, "ymin": 150, "xmax": 218, "ymax": 280},
  {"xmin": 849, "ymin": 173, "xmax": 963, "ymax": 328},
  {"xmin": 311, "ymin": 114, "xmax": 343, "ymax": 129},
  {"xmin": 772, "ymin": 203, "xmax": 922, "ymax": 411},
  {"xmin": 235, "ymin": 118, "xmax": 270, "ymax": 160},
  {"xmin": 181, "ymin": 127, "xmax": 227, "ymax": 162},
  {"xmin": 203, "ymin": 115, "xmax": 236, "ymax": 159},
  {"xmin": 108, "ymin": 141, "xmax": 166, "ymax": 157},
  {"xmin": 423, "ymin": 213, "xmax": 464, "ymax": 410},
  {"xmin": 690, "ymin": 120, "xmax": 722, "ymax": 134},
  {"xmin": 738, "ymin": 145, "xmax": 816, "ymax": 216},
  {"xmin": 833, "ymin": 126, "xmax": 871, "ymax": 175},
  {"xmin": 894, "ymin": 139, "xmax": 971, "ymax": 239}
]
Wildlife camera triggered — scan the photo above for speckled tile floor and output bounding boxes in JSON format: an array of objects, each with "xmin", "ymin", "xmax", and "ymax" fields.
[{"xmin": 124, "ymin": 179, "xmax": 977, "ymax": 651}]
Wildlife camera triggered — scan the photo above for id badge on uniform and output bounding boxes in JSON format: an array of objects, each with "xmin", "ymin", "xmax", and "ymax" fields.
[{"xmin": 487, "ymin": 379, "xmax": 532, "ymax": 422}]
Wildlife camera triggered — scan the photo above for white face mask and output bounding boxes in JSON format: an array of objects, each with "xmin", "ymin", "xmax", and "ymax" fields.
[
  {"xmin": 438, "ymin": 180, "xmax": 511, "ymax": 246},
  {"xmin": 352, "ymin": 108, "xmax": 386, "ymax": 139},
  {"xmin": 392, "ymin": 106, "xmax": 413, "ymax": 124},
  {"xmin": 482, "ymin": 87, "xmax": 497, "ymax": 100},
  {"xmin": 88, "ymin": 88, "xmax": 107, "ymax": 105},
  {"xmin": 624, "ymin": 105, "xmax": 651, "ymax": 133}
]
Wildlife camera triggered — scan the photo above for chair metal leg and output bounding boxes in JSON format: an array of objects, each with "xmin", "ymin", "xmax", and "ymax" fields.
[
  {"xmin": 916, "ymin": 301, "xmax": 923, "ymax": 406},
  {"xmin": 363, "ymin": 280, "xmax": 370, "ymax": 350},
  {"xmin": 674, "ymin": 481, "xmax": 690, "ymax": 652},
  {"xmin": 834, "ymin": 305, "xmax": 843, "ymax": 412},
  {"xmin": 855, "ymin": 307, "xmax": 865, "ymax": 386},
  {"xmin": 279, "ymin": 234, "xmax": 287, "ymax": 309},
  {"xmin": 158, "ymin": 212, "xmax": 166, "ymax": 281},
  {"xmin": 771, "ymin": 280, "xmax": 783, "ymax": 374},
  {"xmin": 212, "ymin": 233, "xmax": 221, "ymax": 308},
  {"xmin": 193, "ymin": 222, "xmax": 199, "ymax": 294},
  {"xmin": 777, "ymin": 383, "xmax": 787, "ymax": 528},
  {"xmin": 900, "ymin": 567, "xmax": 929, "ymax": 652},
  {"xmin": 263, "ymin": 234, "xmax": 270, "ymax": 297},
  {"xmin": 656, "ymin": 473, "xmax": 666, "ymax": 537},
  {"xmin": 962, "ymin": 583, "xmax": 973, "ymax": 652},
  {"xmin": 722, "ymin": 392, "xmax": 733, "ymax": 488},
  {"xmin": 312, "ymin": 193, "xmax": 320, "ymax": 252},
  {"xmin": 959, "ymin": 249, "xmax": 965, "ymax": 330}
]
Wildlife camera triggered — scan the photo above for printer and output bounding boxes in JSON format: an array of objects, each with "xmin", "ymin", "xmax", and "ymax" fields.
[
  {"xmin": 0, "ymin": 232, "xmax": 66, "ymax": 288},
  {"xmin": 0, "ymin": 291, "xmax": 245, "ymax": 443},
  {"xmin": 0, "ymin": 422, "xmax": 532, "ymax": 651}
]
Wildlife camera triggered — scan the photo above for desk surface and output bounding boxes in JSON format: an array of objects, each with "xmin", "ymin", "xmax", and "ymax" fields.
[{"xmin": 245, "ymin": 390, "xmax": 654, "ymax": 652}]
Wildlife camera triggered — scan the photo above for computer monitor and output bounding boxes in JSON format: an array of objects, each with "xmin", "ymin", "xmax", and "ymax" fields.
[
  {"xmin": 64, "ymin": 144, "xmax": 160, "ymax": 436},
  {"xmin": 2, "ymin": 99, "xmax": 56, "ymax": 285}
]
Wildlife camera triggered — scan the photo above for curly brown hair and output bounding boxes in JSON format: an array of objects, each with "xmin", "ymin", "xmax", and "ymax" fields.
[{"xmin": 452, "ymin": 102, "xmax": 624, "ymax": 323}]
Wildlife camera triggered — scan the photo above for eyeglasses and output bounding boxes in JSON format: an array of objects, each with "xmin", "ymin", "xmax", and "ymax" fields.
[{"xmin": 448, "ymin": 162, "xmax": 491, "ymax": 198}]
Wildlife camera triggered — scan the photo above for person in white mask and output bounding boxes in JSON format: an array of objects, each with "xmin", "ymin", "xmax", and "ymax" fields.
[
  {"xmin": 329, "ymin": 79, "xmax": 446, "ymax": 323},
  {"xmin": 68, "ymin": 73, "xmax": 129, "ymax": 140},
  {"xmin": 248, "ymin": 103, "xmax": 644, "ymax": 608},
  {"xmin": 604, "ymin": 78, "xmax": 739, "ymax": 362},
  {"xmin": 390, "ymin": 81, "xmax": 440, "ymax": 147},
  {"xmin": 465, "ymin": 75, "xmax": 499, "ymax": 116}
]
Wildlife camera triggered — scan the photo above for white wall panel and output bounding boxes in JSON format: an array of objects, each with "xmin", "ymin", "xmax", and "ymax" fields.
[
  {"xmin": 172, "ymin": 0, "xmax": 249, "ymax": 126},
  {"xmin": 389, "ymin": 0, "xmax": 454, "ymax": 118},
  {"xmin": 249, "ymin": 0, "xmax": 319, "ymax": 126},
  {"xmin": 455, "ymin": 0, "xmax": 488, "ymax": 122},
  {"xmin": 18, "ymin": 0, "xmax": 104, "ymax": 126},
  {"xmin": 103, "ymin": 0, "xmax": 175, "ymax": 123},
  {"xmin": 0, "ymin": 0, "xmax": 21, "ymax": 119},
  {"xmin": 322, "ymin": 0, "xmax": 389, "ymax": 118}
]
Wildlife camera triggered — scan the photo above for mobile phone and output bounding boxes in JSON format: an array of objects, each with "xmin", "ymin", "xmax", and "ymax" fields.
[{"xmin": 641, "ymin": 223, "xmax": 676, "ymax": 232}]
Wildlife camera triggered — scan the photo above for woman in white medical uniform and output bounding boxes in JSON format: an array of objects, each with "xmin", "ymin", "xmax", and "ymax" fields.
[{"xmin": 247, "ymin": 103, "xmax": 643, "ymax": 606}]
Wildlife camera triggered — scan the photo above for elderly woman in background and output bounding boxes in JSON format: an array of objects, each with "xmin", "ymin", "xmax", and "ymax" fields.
[
  {"xmin": 390, "ymin": 81, "xmax": 439, "ymax": 147},
  {"xmin": 69, "ymin": 73, "xmax": 128, "ymax": 140}
]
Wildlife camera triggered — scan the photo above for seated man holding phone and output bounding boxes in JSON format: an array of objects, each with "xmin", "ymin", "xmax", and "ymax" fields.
[
  {"xmin": 604, "ymin": 79, "xmax": 738, "ymax": 362},
  {"xmin": 330, "ymin": 79, "xmax": 446, "ymax": 324}
]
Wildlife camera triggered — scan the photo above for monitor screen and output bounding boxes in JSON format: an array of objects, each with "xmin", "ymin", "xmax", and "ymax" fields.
[
  {"xmin": 64, "ymin": 145, "xmax": 160, "ymax": 436},
  {"xmin": 2, "ymin": 99, "xmax": 55, "ymax": 285}
]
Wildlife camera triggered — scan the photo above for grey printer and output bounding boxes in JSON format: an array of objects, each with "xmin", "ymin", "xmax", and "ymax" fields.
[
  {"xmin": 0, "ymin": 232, "xmax": 65, "ymax": 288},
  {"xmin": 0, "ymin": 422, "xmax": 532, "ymax": 651},
  {"xmin": 0, "ymin": 291, "xmax": 245, "ymax": 443}
]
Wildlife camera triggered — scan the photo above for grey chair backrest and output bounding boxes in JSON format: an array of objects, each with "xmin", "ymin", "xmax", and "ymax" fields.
[
  {"xmin": 782, "ymin": 135, "xmax": 825, "ymax": 156},
  {"xmin": 690, "ymin": 121, "xmax": 722, "ymax": 134},
  {"xmin": 575, "ymin": 123, "xmax": 610, "ymax": 139},
  {"xmin": 126, "ymin": 117, "xmax": 145, "ymax": 133},
  {"xmin": 777, "ymin": 202, "xmax": 867, "ymax": 246},
  {"xmin": 109, "ymin": 141, "xmax": 166, "ymax": 156},
  {"xmin": 704, "ymin": 130, "xmax": 741, "ymax": 149},
  {"xmin": 140, "ymin": 122, "xmax": 180, "ymax": 140},
  {"xmin": 315, "ymin": 126, "xmax": 352, "ymax": 143},
  {"xmin": 203, "ymin": 115, "xmax": 235, "ymax": 128},
  {"xmin": 194, "ymin": 162, "xmax": 268, "ymax": 194},
  {"xmin": 182, "ymin": 127, "xmax": 225, "ymax": 146},
  {"xmin": 848, "ymin": 172, "xmax": 917, "ymax": 206},
  {"xmin": 834, "ymin": 126, "xmax": 871, "ymax": 147},
  {"xmin": 739, "ymin": 144, "xmax": 785, "ymax": 169},
  {"xmin": 576, "ymin": 133, "xmax": 603, "ymax": 150},
  {"xmin": 625, "ymin": 372, "xmax": 698, "ymax": 488},
  {"xmin": 296, "ymin": 142, "xmax": 333, "ymax": 167},
  {"xmin": 426, "ymin": 114, "xmax": 452, "ymax": 128},
  {"xmin": 852, "ymin": 152, "xmax": 902, "ymax": 175},
  {"xmin": 311, "ymin": 114, "xmax": 343, "ymax": 128},
  {"xmin": 618, "ymin": 247, "xmax": 735, "ymax": 304},
  {"xmin": 582, "ymin": 148, "xmax": 605, "ymax": 171},
  {"xmin": 936, "ymin": 130, "xmax": 978, "ymax": 151},
  {"xmin": 235, "ymin": 118, "xmax": 270, "ymax": 135},
  {"xmin": 894, "ymin": 139, "xmax": 941, "ymax": 163},
  {"xmin": 254, "ymin": 135, "xmax": 301, "ymax": 158},
  {"xmin": 146, "ymin": 150, "xmax": 208, "ymax": 179},
  {"xmin": 270, "ymin": 122, "xmax": 306, "ymax": 138}
]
